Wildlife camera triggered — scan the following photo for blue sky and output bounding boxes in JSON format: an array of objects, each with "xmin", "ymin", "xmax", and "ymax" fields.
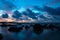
[
  {"xmin": 0, "ymin": 0, "xmax": 60, "ymax": 10},
  {"xmin": 13, "ymin": 0, "xmax": 60, "ymax": 8}
]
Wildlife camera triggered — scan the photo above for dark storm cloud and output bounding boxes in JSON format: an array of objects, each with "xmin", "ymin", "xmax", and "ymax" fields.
[
  {"xmin": 43, "ymin": 6, "xmax": 60, "ymax": 15},
  {"xmin": 32, "ymin": 5, "xmax": 60, "ymax": 15}
]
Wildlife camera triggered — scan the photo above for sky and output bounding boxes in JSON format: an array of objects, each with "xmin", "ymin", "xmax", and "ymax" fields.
[
  {"xmin": 0, "ymin": 0, "xmax": 60, "ymax": 10},
  {"xmin": 12, "ymin": 0, "xmax": 60, "ymax": 8}
]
